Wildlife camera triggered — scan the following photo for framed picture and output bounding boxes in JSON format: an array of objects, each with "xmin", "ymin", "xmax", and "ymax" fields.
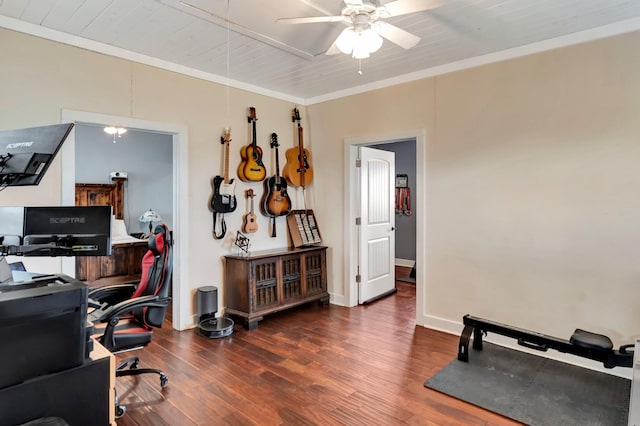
[{"xmin": 395, "ymin": 174, "xmax": 408, "ymax": 188}]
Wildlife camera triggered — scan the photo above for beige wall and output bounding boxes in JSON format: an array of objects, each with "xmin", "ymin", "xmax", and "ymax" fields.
[
  {"xmin": 2, "ymin": 26, "xmax": 640, "ymax": 352},
  {"xmin": 309, "ymin": 30, "xmax": 640, "ymax": 350},
  {"xmin": 307, "ymin": 80, "xmax": 435, "ymax": 301},
  {"xmin": 0, "ymin": 28, "xmax": 313, "ymax": 327},
  {"xmin": 428, "ymin": 33, "xmax": 640, "ymax": 342}
]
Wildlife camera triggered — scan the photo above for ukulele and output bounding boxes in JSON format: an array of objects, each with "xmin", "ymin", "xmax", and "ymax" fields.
[
  {"xmin": 210, "ymin": 128, "xmax": 237, "ymax": 214},
  {"xmin": 283, "ymin": 107, "xmax": 314, "ymax": 188},
  {"xmin": 261, "ymin": 133, "xmax": 292, "ymax": 236},
  {"xmin": 238, "ymin": 107, "xmax": 266, "ymax": 182},
  {"xmin": 241, "ymin": 189, "xmax": 258, "ymax": 234}
]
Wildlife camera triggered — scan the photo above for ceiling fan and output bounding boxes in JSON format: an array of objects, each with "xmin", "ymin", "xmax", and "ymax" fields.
[{"xmin": 277, "ymin": 0, "xmax": 442, "ymax": 59}]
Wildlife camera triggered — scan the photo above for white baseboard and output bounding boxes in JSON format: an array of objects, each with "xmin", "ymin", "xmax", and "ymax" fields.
[
  {"xmin": 395, "ymin": 258, "xmax": 415, "ymax": 268},
  {"xmin": 329, "ymin": 292, "xmax": 346, "ymax": 306}
]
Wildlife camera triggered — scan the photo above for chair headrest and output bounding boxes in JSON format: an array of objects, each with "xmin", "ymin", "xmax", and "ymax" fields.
[{"xmin": 149, "ymin": 224, "xmax": 170, "ymax": 254}]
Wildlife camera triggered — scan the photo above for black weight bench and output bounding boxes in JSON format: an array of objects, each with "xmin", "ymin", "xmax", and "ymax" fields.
[{"xmin": 458, "ymin": 314, "xmax": 634, "ymax": 368}]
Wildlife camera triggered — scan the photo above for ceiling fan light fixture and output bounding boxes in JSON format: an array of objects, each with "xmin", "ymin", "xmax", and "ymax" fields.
[
  {"xmin": 104, "ymin": 126, "xmax": 127, "ymax": 136},
  {"xmin": 361, "ymin": 28, "xmax": 383, "ymax": 53},
  {"xmin": 336, "ymin": 26, "xmax": 383, "ymax": 59},
  {"xmin": 281, "ymin": 0, "xmax": 440, "ymax": 60},
  {"xmin": 336, "ymin": 28, "xmax": 356, "ymax": 55},
  {"xmin": 104, "ymin": 126, "xmax": 127, "ymax": 143},
  {"xmin": 352, "ymin": 45, "xmax": 370, "ymax": 59},
  {"xmin": 351, "ymin": 28, "xmax": 382, "ymax": 59}
]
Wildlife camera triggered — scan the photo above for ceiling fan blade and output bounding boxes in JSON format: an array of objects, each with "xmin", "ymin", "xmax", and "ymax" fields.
[
  {"xmin": 382, "ymin": 0, "xmax": 442, "ymax": 17},
  {"xmin": 277, "ymin": 16, "xmax": 347, "ymax": 24},
  {"xmin": 373, "ymin": 21, "xmax": 420, "ymax": 49}
]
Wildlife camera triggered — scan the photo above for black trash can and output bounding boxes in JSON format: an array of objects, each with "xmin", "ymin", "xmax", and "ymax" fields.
[
  {"xmin": 196, "ymin": 286, "xmax": 233, "ymax": 338},
  {"xmin": 197, "ymin": 286, "xmax": 218, "ymax": 322}
]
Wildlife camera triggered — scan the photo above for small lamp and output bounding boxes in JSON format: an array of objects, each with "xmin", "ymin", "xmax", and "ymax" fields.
[{"xmin": 139, "ymin": 209, "xmax": 162, "ymax": 235}]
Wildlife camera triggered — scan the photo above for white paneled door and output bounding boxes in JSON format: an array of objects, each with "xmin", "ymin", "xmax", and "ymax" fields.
[{"xmin": 358, "ymin": 146, "xmax": 396, "ymax": 304}]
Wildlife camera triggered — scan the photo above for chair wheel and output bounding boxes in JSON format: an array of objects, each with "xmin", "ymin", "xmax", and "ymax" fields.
[
  {"xmin": 115, "ymin": 405, "xmax": 126, "ymax": 418},
  {"xmin": 131, "ymin": 360, "xmax": 139, "ymax": 369},
  {"xmin": 160, "ymin": 374, "xmax": 169, "ymax": 388}
]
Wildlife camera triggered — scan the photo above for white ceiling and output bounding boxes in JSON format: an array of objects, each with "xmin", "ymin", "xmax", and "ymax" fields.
[{"xmin": 2, "ymin": 0, "xmax": 640, "ymax": 104}]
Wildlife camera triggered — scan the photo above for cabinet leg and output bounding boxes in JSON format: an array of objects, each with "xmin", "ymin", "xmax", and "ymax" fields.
[{"xmin": 244, "ymin": 320, "xmax": 258, "ymax": 330}]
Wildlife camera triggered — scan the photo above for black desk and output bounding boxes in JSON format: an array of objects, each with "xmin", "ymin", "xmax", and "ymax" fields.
[{"xmin": 0, "ymin": 339, "xmax": 115, "ymax": 426}]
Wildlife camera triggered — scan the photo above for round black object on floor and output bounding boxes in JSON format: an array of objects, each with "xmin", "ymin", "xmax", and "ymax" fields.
[{"xmin": 198, "ymin": 317, "xmax": 234, "ymax": 338}]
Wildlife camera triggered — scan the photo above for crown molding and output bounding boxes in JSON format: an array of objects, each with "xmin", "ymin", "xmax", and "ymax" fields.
[
  {"xmin": 304, "ymin": 16, "xmax": 640, "ymax": 105},
  {"xmin": 0, "ymin": 14, "xmax": 305, "ymax": 105},
  {"xmin": 2, "ymin": 14, "xmax": 640, "ymax": 106}
]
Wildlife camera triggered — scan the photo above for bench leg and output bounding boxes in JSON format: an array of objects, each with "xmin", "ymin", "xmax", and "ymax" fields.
[
  {"xmin": 458, "ymin": 325, "xmax": 473, "ymax": 362},
  {"xmin": 473, "ymin": 326, "xmax": 484, "ymax": 351}
]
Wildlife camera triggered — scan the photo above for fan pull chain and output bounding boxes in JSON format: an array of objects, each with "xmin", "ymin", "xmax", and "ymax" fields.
[{"xmin": 358, "ymin": 59, "xmax": 363, "ymax": 76}]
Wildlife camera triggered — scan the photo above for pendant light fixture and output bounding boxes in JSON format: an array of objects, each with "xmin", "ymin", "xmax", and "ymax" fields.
[{"xmin": 104, "ymin": 126, "xmax": 127, "ymax": 143}]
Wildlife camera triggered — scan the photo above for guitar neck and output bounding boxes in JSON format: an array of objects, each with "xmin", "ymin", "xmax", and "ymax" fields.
[
  {"xmin": 252, "ymin": 119, "xmax": 257, "ymax": 149},
  {"xmin": 221, "ymin": 127, "xmax": 232, "ymax": 184},
  {"xmin": 297, "ymin": 124, "xmax": 304, "ymax": 152},
  {"xmin": 248, "ymin": 107, "xmax": 258, "ymax": 153},
  {"xmin": 297, "ymin": 124, "xmax": 306, "ymax": 186},
  {"xmin": 275, "ymin": 146, "xmax": 281, "ymax": 183},
  {"xmin": 224, "ymin": 139, "xmax": 230, "ymax": 183}
]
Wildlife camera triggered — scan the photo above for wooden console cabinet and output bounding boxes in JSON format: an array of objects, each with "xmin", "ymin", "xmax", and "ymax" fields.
[
  {"xmin": 224, "ymin": 246, "xmax": 329, "ymax": 329},
  {"xmin": 75, "ymin": 180, "xmax": 147, "ymax": 286},
  {"xmin": 76, "ymin": 240, "xmax": 148, "ymax": 285}
]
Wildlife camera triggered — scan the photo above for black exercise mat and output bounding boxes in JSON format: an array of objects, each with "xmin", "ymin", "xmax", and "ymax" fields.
[{"xmin": 424, "ymin": 342, "xmax": 631, "ymax": 426}]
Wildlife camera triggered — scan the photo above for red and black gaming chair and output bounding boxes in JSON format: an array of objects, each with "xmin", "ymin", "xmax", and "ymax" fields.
[{"xmin": 88, "ymin": 224, "xmax": 172, "ymax": 415}]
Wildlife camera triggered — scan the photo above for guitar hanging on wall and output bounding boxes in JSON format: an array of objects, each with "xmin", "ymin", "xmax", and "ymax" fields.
[
  {"xmin": 261, "ymin": 133, "xmax": 291, "ymax": 237},
  {"xmin": 242, "ymin": 188, "xmax": 258, "ymax": 234},
  {"xmin": 283, "ymin": 107, "xmax": 314, "ymax": 188},
  {"xmin": 210, "ymin": 127, "xmax": 237, "ymax": 239},
  {"xmin": 238, "ymin": 107, "xmax": 267, "ymax": 182}
]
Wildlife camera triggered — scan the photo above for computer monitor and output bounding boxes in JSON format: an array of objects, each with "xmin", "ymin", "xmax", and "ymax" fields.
[
  {"xmin": 23, "ymin": 206, "xmax": 112, "ymax": 256},
  {"xmin": 0, "ymin": 206, "xmax": 112, "ymax": 257},
  {"xmin": 0, "ymin": 123, "xmax": 74, "ymax": 187}
]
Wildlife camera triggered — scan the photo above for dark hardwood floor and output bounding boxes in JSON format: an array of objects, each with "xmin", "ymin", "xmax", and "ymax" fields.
[{"xmin": 114, "ymin": 272, "xmax": 520, "ymax": 425}]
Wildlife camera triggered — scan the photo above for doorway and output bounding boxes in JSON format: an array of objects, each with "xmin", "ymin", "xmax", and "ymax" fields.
[
  {"xmin": 59, "ymin": 109, "xmax": 191, "ymax": 331},
  {"xmin": 343, "ymin": 129, "xmax": 426, "ymax": 325}
]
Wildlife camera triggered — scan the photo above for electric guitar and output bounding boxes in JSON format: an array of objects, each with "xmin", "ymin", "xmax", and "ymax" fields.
[
  {"xmin": 283, "ymin": 107, "xmax": 314, "ymax": 188},
  {"xmin": 238, "ymin": 107, "xmax": 266, "ymax": 182},
  {"xmin": 241, "ymin": 188, "xmax": 258, "ymax": 234},
  {"xmin": 262, "ymin": 133, "xmax": 291, "ymax": 236},
  {"xmin": 211, "ymin": 128, "xmax": 237, "ymax": 214}
]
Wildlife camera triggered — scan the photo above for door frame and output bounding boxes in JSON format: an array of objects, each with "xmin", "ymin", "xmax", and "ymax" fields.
[
  {"xmin": 343, "ymin": 129, "xmax": 426, "ymax": 325},
  {"xmin": 59, "ymin": 109, "xmax": 191, "ymax": 331}
]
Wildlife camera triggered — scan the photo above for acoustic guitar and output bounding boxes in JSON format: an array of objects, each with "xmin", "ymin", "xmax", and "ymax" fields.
[
  {"xmin": 210, "ymin": 128, "xmax": 237, "ymax": 214},
  {"xmin": 238, "ymin": 107, "xmax": 266, "ymax": 182},
  {"xmin": 241, "ymin": 188, "xmax": 258, "ymax": 234},
  {"xmin": 261, "ymin": 133, "xmax": 291, "ymax": 236},
  {"xmin": 283, "ymin": 107, "xmax": 314, "ymax": 188}
]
